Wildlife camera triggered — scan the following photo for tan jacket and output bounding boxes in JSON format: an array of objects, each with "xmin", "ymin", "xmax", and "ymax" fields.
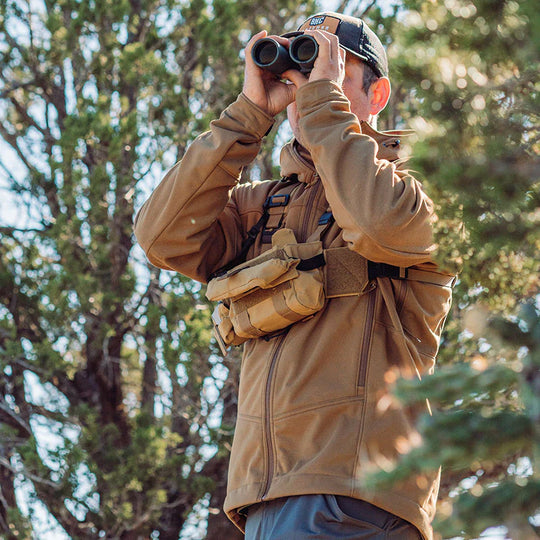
[{"xmin": 135, "ymin": 80, "xmax": 454, "ymax": 540}]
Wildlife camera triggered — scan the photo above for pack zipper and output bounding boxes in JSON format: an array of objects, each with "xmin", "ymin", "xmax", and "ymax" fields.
[{"xmin": 259, "ymin": 333, "xmax": 287, "ymax": 500}]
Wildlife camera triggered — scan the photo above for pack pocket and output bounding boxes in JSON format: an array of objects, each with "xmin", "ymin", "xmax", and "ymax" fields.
[
  {"xmin": 207, "ymin": 229, "xmax": 325, "ymax": 347},
  {"xmin": 206, "ymin": 252, "xmax": 299, "ymax": 301}
]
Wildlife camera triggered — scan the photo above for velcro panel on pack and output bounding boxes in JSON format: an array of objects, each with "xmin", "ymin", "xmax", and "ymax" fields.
[{"xmin": 324, "ymin": 248, "xmax": 370, "ymax": 298}]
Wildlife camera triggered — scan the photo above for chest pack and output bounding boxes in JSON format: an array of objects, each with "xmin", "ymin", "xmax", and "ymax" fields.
[{"xmin": 206, "ymin": 182, "xmax": 455, "ymax": 355}]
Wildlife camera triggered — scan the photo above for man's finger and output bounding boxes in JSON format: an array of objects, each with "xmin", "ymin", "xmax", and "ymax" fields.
[
  {"xmin": 306, "ymin": 29, "xmax": 341, "ymax": 61},
  {"xmin": 305, "ymin": 29, "xmax": 331, "ymax": 62},
  {"xmin": 283, "ymin": 69, "xmax": 308, "ymax": 88},
  {"xmin": 272, "ymin": 35, "xmax": 291, "ymax": 48},
  {"xmin": 245, "ymin": 30, "xmax": 268, "ymax": 55}
]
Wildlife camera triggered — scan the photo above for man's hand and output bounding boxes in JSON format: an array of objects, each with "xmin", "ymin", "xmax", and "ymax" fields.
[
  {"xmin": 243, "ymin": 29, "xmax": 346, "ymax": 115},
  {"xmin": 242, "ymin": 31, "xmax": 297, "ymax": 117},
  {"xmin": 286, "ymin": 29, "xmax": 346, "ymax": 89}
]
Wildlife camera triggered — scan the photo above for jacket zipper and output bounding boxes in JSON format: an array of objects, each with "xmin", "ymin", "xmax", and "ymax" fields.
[
  {"xmin": 358, "ymin": 285, "xmax": 377, "ymax": 387},
  {"xmin": 260, "ymin": 333, "xmax": 287, "ymax": 500}
]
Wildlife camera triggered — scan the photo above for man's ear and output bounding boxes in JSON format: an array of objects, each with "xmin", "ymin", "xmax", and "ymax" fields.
[{"xmin": 368, "ymin": 77, "xmax": 391, "ymax": 115}]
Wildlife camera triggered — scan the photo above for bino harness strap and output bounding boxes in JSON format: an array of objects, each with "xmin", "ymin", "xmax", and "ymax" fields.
[{"xmin": 206, "ymin": 181, "xmax": 455, "ymax": 353}]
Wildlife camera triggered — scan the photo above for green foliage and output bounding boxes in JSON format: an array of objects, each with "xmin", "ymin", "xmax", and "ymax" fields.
[
  {"xmin": 2, "ymin": 0, "xmax": 536, "ymax": 537},
  {"xmin": 445, "ymin": 479, "xmax": 540, "ymax": 538},
  {"xmin": 378, "ymin": 1, "xmax": 540, "ymax": 536},
  {"xmin": 391, "ymin": 0, "xmax": 539, "ymax": 302},
  {"xmin": 370, "ymin": 302, "xmax": 540, "ymax": 537},
  {"xmin": 0, "ymin": 0, "xmax": 315, "ymax": 537}
]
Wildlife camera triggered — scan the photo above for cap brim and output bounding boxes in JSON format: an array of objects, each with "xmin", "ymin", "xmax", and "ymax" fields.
[{"xmin": 280, "ymin": 30, "xmax": 386, "ymax": 77}]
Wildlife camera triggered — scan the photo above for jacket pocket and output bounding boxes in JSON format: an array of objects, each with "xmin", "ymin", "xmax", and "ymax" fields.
[
  {"xmin": 399, "ymin": 280, "xmax": 453, "ymax": 362},
  {"xmin": 227, "ymin": 415, "xmax": 265, "ymax": 494},
  {"xmin": 273, "ymin": 400, "xmax": 364, "ymax": 478},
  {"xmin": 376, "ymin": 277, "xmax": 453, "ymax": 377}
]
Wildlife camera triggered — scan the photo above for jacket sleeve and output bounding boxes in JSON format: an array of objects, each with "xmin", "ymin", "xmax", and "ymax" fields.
[
  {"xmin": 296, "ymin": 80, "xmax": 436, "ymax": 268},
  {"xmin": 134, "ymin": 94, "xmax": 274, "ymax": 282}
]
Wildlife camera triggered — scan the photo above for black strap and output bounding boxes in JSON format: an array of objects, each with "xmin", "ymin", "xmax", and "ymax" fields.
[
  {"xmin": 368, "ymin": 261, "xmax": 408, "ymax": 281},
  {"xmin": 208, "ymin": 177, "xmax": 410, "ymax": 282},
  {"xmin": 297, "ymin": 253, "xmax": 326, "ymax": 271},
  {"xmin": 207, "ymin": 177, "xmax": 297, "ymax": 280},
  {"xmin": 207, "ymin": 211, "xmax": 269, "ymax": 280}
]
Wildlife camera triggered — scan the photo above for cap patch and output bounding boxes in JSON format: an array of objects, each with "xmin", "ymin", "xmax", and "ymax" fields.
[{"xmin": 298, "ymin": 15, "xmax": 341, "ymax": 35}]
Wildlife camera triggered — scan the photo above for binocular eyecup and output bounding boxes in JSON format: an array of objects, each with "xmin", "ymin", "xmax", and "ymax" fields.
[{"xmin": 251, "ymin": 35, "xmax": 319, "ymax": 75}]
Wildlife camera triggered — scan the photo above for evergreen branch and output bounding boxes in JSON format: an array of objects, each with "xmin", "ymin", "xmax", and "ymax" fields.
[
  {"xmin": 0, "ymin": 81, "xmax": 35, "ymax": 99},
  {"xmin": 22, "ymin": 0, "xmax": 36, "ymax": 54},
  {"xmin": 438, "ymin": 479, "xmax": 540, "ymax": 538},
  {"xmin": 140, "ymin": 269, "xmax": 162, "ymax": 417},
  {"xmin": 358, "ymin": 0, "xmax": 378, "ymax": 18},
  {"xmin": 0, "ymin": 225, "xmax": 52, "ymax": 236},
  {"xmin": 0, "ymin": 400, "xmax": 32, "ymax": 438},
  {"xmin": 0, "ymin": 122, "xmax": 35, "ymax": 175},
  {"xmin": 8, "ymin": 94, "xmax": 55, "ymax": 144},
  {"xmin": 155, "ymin": 492, "xmax": 190, "ymax": 538},
  {"xmin": 133, "ymin": 152, "xmax": 161, "ymax": 182},
  {"xmin": 8, "ymin": 356, "xmax": 48, "ymax": 377},
  {"xmin": 0, "ymin": 161, "xmax": 24, "ymax": 190},
  {"xmin": 0, "ymin": 456, "xmax": 58, "ymax": 489},
  {"xmin": 2, "ymin": 22, "xmax": 68, "ymax": 126},
  {"xmin": 28, "ymin": 405, "xmax": 72, "ymax": 426},
  {"xmin": 30, "ymin": 480, "xmax": 84, "ymax": 538},
  {"xmin": 2, "ymin": 356, "xmax": 79, "ymax": 413},
  {"xmin": 0, "ymin": 454, "xmax": 25, "ymax": 536},
  {"xmin": 126, "ymin": 0, "xmax": 151, "ymax": 44},
  {"xmin": 0, "ymin": 26, "xmax": 21, "ymax": 58}
]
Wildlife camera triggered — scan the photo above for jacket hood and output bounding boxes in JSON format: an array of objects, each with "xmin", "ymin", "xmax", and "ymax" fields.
[{"xmin": 279, "ymin": 121, "xmax": 413, "ymax": 184}]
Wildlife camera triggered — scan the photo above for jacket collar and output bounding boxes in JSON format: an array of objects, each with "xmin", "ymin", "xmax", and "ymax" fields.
[
  {"xmin": 279, "ymin": 121, "xmax": 412, "ymax": 184},
  {"xmin": 279, "ymin": 140, "xmax": 318, "ymax": 184}
]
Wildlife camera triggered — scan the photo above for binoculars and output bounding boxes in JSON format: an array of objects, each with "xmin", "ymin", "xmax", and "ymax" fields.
[{"xmin": 251, "ymin": 34, "xmax": 319, "ymax": 75}]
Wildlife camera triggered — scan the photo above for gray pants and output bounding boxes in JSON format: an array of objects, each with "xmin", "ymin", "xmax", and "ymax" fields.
[{"xmin": 244, "ymin": 495, "xmax": 422, "ymax": 539}]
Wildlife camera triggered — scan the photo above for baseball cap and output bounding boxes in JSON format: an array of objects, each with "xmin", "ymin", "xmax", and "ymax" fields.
[{"xmin": 283, "ymin": 12, "xmax": 388, "ymax": 78}]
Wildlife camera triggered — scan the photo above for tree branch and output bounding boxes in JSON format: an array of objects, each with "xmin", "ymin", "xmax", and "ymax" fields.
[{"xmin": 0, "ymin": 400, "xmax": 32, "ymax": 438}]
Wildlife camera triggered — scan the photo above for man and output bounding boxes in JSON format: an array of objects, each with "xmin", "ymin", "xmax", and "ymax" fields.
[{"xmin": 135, "ymin": 12, "xmax": 454, "ymax": 540}]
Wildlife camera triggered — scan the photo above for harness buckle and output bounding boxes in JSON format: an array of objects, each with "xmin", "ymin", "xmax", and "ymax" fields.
[{"xmin": 266, "ymin": 193, "xmax": 290, "ymax": 208}]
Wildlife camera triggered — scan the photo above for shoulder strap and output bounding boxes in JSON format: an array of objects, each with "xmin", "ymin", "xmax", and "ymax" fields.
[
  {"xmin": 261, "ymin": 191, "xmax": 292, "ymax": 243},
  {"xmin": 304, "ymin": 207, "xmax": 334, "ymax": 243},
  {"xmin": 207, "ymin": 177, "xmax": 297, "ymax": 280},
  {"xmin": 261, "ymin": 180, "xmax": 298, "ymax": 244},
  {"xmin": 310, "ymin": 208, "xmax": 455, "ymax": 289},
  {"xmin": 324, "ymin": 249, "xmax": 455, "ymax": 294}
]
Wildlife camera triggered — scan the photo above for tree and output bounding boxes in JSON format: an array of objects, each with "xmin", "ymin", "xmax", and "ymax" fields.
[
  {"xmin": 370, "ymin": 0, "xmax": 540, "ymax": 538},
  {"xmin": 0, "ymin": 0, "xmax": 315, "ymax": 537},
  {"xmin": 3, "ymin": 0, "xmax": 537, "ymax": 538}
]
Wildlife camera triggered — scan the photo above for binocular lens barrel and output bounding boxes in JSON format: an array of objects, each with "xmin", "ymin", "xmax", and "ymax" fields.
[
  {"xmin": 252, "ymin": 38, "xmax": 295, "ymax": 74},
  {"xmin": 254, "ymin": 40, "xmax": 279, "ymax": 65},
  {"xmin": 251, "ymin": 34, "xmax": 319, "ymax": 75},
  {"xmin": 289, "ymin": 36, "xmax": 318, "ymax": 64}
]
